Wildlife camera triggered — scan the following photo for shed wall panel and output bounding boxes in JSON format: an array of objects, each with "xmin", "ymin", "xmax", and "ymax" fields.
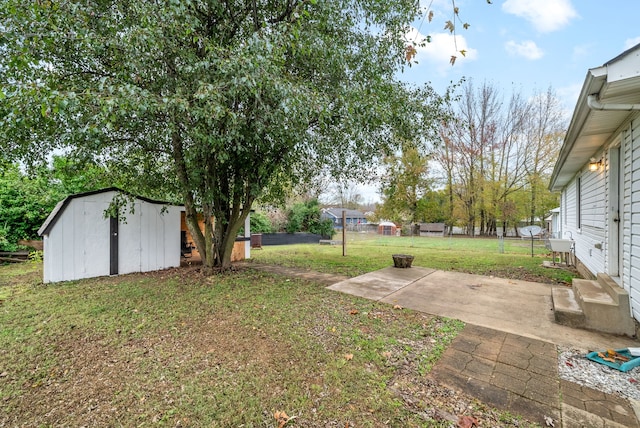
[
  {"xmin": 82, "ymin": 201, "xmax": 111, "ymax": 280},
  {"xmin": 41, "ymin": 190, "xmax": 180, "ymax": 282},
  {"xmin": 119, "ymin": 203, "xmax": 142, "ymax": 274},
  {"xmin": 163, "ymin": 207, "xmax": 180, "ymax": 268}
]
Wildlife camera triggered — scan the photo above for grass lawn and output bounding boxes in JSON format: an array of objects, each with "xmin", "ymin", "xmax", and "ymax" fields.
[
  {"xmin": 250, "ymin": 233, "xmax": 578, "ymax": 285},
  {"xmin": 0, "ymin": 258, "xmax": 541, "ymax": 427}
]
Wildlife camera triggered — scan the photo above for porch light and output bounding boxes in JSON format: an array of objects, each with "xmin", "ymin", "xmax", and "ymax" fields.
[{"xmin": 589, "ymin": 157, "xmax": 601, "ymax": 172}]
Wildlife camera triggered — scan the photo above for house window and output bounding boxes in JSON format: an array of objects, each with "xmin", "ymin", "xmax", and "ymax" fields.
[{"xmin": 576, "ymin": 176, "xmax": 581, "ymax": 229}]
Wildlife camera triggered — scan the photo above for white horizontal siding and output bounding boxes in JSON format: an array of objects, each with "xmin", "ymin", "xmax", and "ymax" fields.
[
  {"xmin": 562, "ymin": 169, "xmax": 606, "ymax": 276},
  {"xmin": 627, "ymin": 118, "xmax": 640, "ymax": 321},
  {"xmin": 622, "ymin": 122, "xmax": 632, "ymax": 290},
  {"xmin": 580, "ymin": 169, "xmax": 606, "ymax": 229},
  {"xmin": 564, "ymin": 180, "xmax": 577, "ymax": 231}
]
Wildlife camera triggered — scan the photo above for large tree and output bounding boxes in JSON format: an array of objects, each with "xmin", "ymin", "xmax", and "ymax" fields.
[
  {"xmin": 437, "ymin": 81, "xmax": 563, "ymax": 236},
  {"xmin": 1, "ymin": 0, "xmax": 446, "ymax": 269},
  {"xmin": 377, "ymin": 141, "xmax": 433, "ymax": 225}
]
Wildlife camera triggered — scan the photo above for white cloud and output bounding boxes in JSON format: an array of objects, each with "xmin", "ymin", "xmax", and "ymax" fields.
[
  {"xmin": 625, "ymin": 37, "xmax": 640, "ymax": 50},
  {"xmin": 505, "ymin": 40, "xmax": 544, "ymax": 60},
  {"xmin": 406, "ymin": 28, "xmax": 478, "ymax": 73},
  {"xmin": 502, "ymin": 0, "xmax": 577, "ymax": 33}
]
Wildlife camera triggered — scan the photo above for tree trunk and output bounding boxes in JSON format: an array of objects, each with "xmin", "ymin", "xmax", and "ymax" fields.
[{"xmin": 214, "ymin": 209, "xmax": 250, "ymax": 271}]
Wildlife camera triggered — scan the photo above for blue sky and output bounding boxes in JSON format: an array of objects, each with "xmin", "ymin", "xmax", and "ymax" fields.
[
  {"xmin": 402, "ymin": 0, "xmax": 640, "ymax": 112},
  {"xmin": 347, "ymin": 0, "xmax": 640, "ymax": 205}
]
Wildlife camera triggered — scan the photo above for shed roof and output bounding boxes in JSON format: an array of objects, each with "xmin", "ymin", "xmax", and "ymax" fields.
[
  {"xmin": 38, "ymin": 187, "xmax": 175, "ymax": 236},
  {"xmin": 549, "ymin": 43, "xmax": 640, "ymax": 191}
]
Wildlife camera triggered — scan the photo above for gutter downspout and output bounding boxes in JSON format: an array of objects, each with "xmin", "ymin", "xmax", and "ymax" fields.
[{"xmin": 587, "ymin": 94, "xmax": 640, "ymax": 111}]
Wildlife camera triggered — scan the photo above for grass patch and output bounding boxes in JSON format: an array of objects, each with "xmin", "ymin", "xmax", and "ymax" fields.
[
  {"xmin": 251, "ymin": 233, "xmax": 577, "ymax": 284},
  {"xmin": 0, "ymin": 263, "xmax": 540, "ymax": 427}
]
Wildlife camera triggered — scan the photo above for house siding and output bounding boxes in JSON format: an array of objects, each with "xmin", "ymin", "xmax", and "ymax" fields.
[
  {"xmin": 623, "ymin": 117, "xmax": 640, "ymax": 320},
  {"xmin": 581, "ymin": 157, "xmax": 607, "ymax": 274},
  {"xmin": 561, "ymin": 168, "xmax": 606, "ymax": 276},
  {"xmin": 565, "ymin": 116, "xmax": 640, "ymax": 322},
  {"xmin": 563, "ymin": 180, "xmax": 577, "ymax": 232}
]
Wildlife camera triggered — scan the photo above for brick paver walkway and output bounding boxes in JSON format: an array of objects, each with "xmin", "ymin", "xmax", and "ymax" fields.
[
  {"xmin": 242, "ymin": 263, "xmax": 640, "ymax": 427},
  {"xmin": 431, "ymin": 324, "xmax": 639, "ymax": 427}
]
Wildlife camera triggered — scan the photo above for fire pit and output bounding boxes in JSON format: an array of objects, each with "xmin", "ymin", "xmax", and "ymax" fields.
[{"xmin": 392, "ymin": 254, "xmax": 414, "ymax": 268}]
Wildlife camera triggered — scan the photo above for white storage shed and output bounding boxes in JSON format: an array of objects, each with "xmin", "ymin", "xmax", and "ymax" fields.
[{"xmin": 38, "ymin": 188, "xmax": 181, "ymax": 283}]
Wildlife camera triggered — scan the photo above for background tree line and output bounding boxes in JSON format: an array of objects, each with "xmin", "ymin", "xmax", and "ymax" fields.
[
  {"xmin": 0, "ymin": 157, "xmax": 109, "ymax": 251},
  {"xmin": 1, "ymin": 79, "xmax": 564, "ymax": 251},
  {"xmin": 376, "ymin": 81, "xmax": 564, "ymax": 235}
]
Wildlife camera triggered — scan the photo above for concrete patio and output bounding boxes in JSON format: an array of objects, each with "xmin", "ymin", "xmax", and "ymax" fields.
[
  {"xmin": 327, "ymin": 266, "xmax": 637, "ymax": 351},
  {"xmin": 247, "ymin": 263, "xmax": 640, "ymax": 427}
]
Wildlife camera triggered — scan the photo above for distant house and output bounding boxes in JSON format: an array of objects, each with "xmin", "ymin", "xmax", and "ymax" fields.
[
  {"xmin": 321, "ymin": 208, "xmax": 367, "ymax": 228},
  {"xmin": 38, "ymin": 188, "xmax": 181, "ymax": 283},
  {"xmin": 549, "ymin": 43, "xmax": 640, "ymax": 336},
  {"xmin": 545, "ymin": 208, "xmax": 561, "ymax": 238}
]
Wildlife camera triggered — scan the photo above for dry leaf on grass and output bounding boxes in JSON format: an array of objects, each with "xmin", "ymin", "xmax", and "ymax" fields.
[
  {"xmin": 457, "ymin": 415, "xmax": 478, "ymax": 428},
  {"xmin": 349, "ymin": 309, "xmax": 359, "ymax": 315},
  {"xmin": 393, "ymin": 305, "xmax": 403, "ymax": 310},
  {"xmin": 274, "ymin": 410, "xmax": 297, "ymax": 428},
  {"xmin": 544, "ymin": 415, "xmax": 555, "ymax": 427},
  {"xmin": 344, "ymin": 353, "xmax": 353, "ymax": 361}
]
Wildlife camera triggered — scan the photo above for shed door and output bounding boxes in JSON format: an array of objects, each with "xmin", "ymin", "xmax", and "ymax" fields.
[{"xmin": 110, "ymin": 215, "xmax": 118, "ymax": 275}]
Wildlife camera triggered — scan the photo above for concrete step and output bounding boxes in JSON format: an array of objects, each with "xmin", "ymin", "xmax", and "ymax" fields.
[
  {"xmin": 552, "ymin": 287, "xmax": 585, "ymax": 328},
  {"xmin": 573, "ymin": 278, "xmax": 615, "ymax": 306},
  {"xmin": 553, "ymin": 275, "xmax": 635, "ymax": 337}
]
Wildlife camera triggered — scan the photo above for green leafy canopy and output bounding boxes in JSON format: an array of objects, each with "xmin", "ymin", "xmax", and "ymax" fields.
[{"xmin": 1, "ymin": 0, "xmax": 449, "ymax": 268}]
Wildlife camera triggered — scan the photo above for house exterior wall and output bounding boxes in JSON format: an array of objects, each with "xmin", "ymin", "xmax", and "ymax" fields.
[
  {"xmin": 622, "ymin": 117, "xmax": 640, "ymax": 320},
  {"xmin": 560, "ymin": 116, "xmax": 640, "ymax": 322},
  {"xmin": 560, "ymin": 164, "xmax": 606, "ymax": 277},
  {"xmin": 42, "ymin": 191, "xmax": 180, "ymax": 283}
]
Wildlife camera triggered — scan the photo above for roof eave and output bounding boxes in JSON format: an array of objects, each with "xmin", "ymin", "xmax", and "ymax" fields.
[{"xmin": 549, "ymin": 67, "xmax": 607, "ymax": 192}]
